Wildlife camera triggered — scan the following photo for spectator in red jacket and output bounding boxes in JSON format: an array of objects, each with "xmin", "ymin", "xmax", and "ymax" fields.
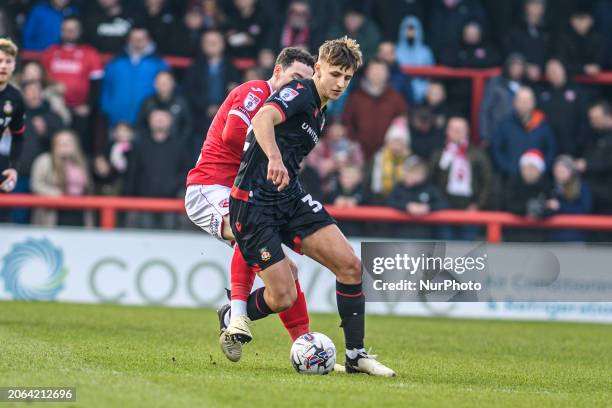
[
  {"xmin": 342, "ymin": 58, "xmax": 408, "ymax": 161},
  {"xmin": 41, "ymin": 16, "xmax": 104, "ymax": 156}
]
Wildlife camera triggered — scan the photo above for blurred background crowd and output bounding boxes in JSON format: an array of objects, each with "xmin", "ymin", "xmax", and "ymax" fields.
[{"xmin": 1, "ymin": 0, "xmax": 612, "ymax": 241}]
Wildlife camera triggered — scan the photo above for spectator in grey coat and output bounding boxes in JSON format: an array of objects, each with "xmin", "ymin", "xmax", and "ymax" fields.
[{"xmin": 479, "ymin": 53, "xmax": 526, "ymax": 144}]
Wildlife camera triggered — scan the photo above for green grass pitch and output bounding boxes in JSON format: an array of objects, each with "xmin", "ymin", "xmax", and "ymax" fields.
[{"xmin": 1, "ymin": 301, "xmax": 611, "ymax": 408}]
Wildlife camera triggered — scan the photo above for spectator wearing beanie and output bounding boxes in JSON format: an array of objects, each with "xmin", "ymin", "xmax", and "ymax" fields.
[
  {"xmin": 364, "ymin": 117, "xmax": 411, "ymax": 205},
  {"xmin": 491, "ymin": 86, "xmax": 556, "ymax": 178},
  {"xmin": 503, "ymin": 149, "xmax": 552, "ymax": 241},
  {"xmin": 546, "ymin": 155, "xmax": 592, "ymax": 241}
]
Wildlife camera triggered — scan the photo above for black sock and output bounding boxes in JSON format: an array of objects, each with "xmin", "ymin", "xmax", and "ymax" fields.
[
  {"xmin": 336, "ymin": 281, "xmax": 365, "ymax": 351},
  {"xmin": 246, "ymin": 287, "xmax": 274, "ymax": 321}
]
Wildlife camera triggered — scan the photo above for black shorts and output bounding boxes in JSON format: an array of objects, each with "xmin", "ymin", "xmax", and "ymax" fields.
[{"xmin": 229, "ymin": 193, "xmax": 336, "ymax": 270}]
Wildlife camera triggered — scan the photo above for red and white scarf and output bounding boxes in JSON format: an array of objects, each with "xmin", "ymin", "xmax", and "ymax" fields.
[
  {"xmin": 281, "ymin": 24, "xmax": 310, "ymax": 48},
  {"xmin": 439, "ymin": 142, "xmax": 472, "ymax": 197}
]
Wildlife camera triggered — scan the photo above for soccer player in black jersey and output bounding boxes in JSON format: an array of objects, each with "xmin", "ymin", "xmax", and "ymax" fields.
[
  {"xmin": 0, "ymin": 38, "xmax": 26, "ymax": 193},
  {"xmin": 228, "ymin": 37, "xmax": 395, "ymax": 376}
]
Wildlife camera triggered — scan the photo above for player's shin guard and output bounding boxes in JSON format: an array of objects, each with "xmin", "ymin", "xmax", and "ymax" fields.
[
  {"xmin": 278, "ymin": 279, "xmax": 310, "ymax": 341},
  {"xmin": 246, "ymin": 287, "xmax": 274, "ymax": 321},
  {"xmin": 336, "ymin": 281, "xmax": 365, "ymax": 350}
]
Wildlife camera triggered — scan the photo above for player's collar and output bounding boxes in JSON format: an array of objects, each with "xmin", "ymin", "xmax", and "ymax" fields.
[{"xmin": 306, "ymin": 79, "xmax": 322, "ymax": 108}]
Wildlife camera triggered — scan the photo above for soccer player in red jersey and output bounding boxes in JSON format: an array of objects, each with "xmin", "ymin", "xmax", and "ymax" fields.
[{"xmin": 185, "ymin": 47, "xmax": 315, "ymax": 362}]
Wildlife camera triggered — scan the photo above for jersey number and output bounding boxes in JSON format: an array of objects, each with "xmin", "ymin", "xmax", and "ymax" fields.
[{"xmin": 301, "ymin": 194, "xmax": 322, "ymax": 213}]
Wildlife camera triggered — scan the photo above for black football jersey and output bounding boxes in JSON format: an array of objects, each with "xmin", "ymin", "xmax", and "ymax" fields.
[
  {"xmin": 233, "ymin": 79, "xmax": 326, "ymax": 206},
  {"xmin": 0, "ymin": 83, "xmax": 26, "ymax": 169}
]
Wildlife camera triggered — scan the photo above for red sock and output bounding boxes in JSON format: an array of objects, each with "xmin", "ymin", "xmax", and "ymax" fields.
[
  {"xmin": 230, "ymin": 246, "xmax": 256, "ymax": 301},
  {"xmin": 278, "ymin": 279, "xmax": 310, "ymax": 341}
]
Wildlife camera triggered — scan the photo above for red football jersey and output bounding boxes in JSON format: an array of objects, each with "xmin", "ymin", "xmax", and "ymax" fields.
[
  {"xmin": 41, "ymin": 44, "xmax": 104, "ymax": 107},
  {"xmin": 186, "ymin": 79, "xmax": 273, "ymax": 187}
]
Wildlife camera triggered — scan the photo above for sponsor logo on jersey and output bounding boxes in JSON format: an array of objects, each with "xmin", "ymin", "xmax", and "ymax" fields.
[
  {"xmin": 3, "ymin": 100, "xmax": 13, "ymax": 115},
  {"xmin": 243, "ymin": 92, "xmax": 261, "ymax": 112},
  {"xmin": 259, "ymin": 247, "xmax": 271, "ymax": 262},
  {"xmin": 251, "ymin": 87, "xmax": 264, "ymax": 93},
  {"xmin": 279, "ymin": 87, "xmax": 299, "ymax": 101},
  {"xmin": 301, "ymin": 122, "xmax": 319, "ymax": 143}
]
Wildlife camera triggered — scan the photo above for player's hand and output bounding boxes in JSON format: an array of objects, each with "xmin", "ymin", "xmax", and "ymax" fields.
[
  {"xmin": 267, "ymin": 156, "xmax": 289, "ymax": 192},
  {"xmin": 1, "ymin": 168, "xmax": 18, "ymax": 193}
]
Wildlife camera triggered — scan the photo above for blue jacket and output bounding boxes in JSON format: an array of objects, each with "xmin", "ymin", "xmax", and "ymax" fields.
[
  {"xmin": 550, "ymin": 182, "xmax": 592, "ymax": 241},
  {"xmin": 101, "ymin": 51, "xmax": 169, "ymax": 127},
  {"xmin": 395, "ymin": 16, "xmax": 434, "ymax": 103},
  {"xmin": 490, "ymin": 111, "xmax": 556, "ymax": 176},
  {"xmin": 22, "ymin": 1, "xmax": 76, "ymax": 51}
]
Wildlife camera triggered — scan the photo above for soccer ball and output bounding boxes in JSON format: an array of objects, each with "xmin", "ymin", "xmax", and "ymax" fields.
[{"xmin": 290, "ymin": 332, "xmax": 336, "ymax": 375}]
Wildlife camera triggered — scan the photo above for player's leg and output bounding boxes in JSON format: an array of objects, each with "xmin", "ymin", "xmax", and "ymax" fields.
[
  {"xmin": 301, "ymin": 224, "xmax": 395, "ymax": 377},
  {"xmin": 218, "ymin": 212, "xmax": 309, "ymax": 341},
  {"xmin": 278, "ymin": 258, "xmax": 310, "ymax": 341}
]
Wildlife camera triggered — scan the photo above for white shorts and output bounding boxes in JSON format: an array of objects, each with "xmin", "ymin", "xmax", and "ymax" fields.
[{"xmin": 185, "ymin": 184, "xmax": 232, "ymax": 246}]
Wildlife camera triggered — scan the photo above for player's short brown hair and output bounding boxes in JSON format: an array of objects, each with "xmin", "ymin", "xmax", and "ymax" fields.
[
  {"xmin": 317, "ymin": 36, "xmax": 363, "ymax": 72},
  {"xmin": 275, "ymin": 47, "xmax": 316, "ymax": 69},
  {"xmin": 0, "ymin": 38, "xmax": 18, "ymax": 58}
]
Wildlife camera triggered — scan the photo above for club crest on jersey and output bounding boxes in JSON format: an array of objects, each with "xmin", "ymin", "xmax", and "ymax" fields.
[
  {"xmin": 279, "ymin": 87, "xmax": 299, "ymax": 101},
  {"xmin": 3, "ymin": 100, "xmax": 13, "ymax": 115},
  {"xmin": 259, "ymin": 247, "xmax": 271, "ymax": 262},
  {"xmin": 243, "ymin": 92, "xmax": 261, "ymax": 112},
  {"xmin": 218, "ymin": 198, "xmax": 229, "ymax": 208}
]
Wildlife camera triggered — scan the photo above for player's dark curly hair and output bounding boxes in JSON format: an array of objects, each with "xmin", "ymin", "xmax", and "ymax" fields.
[
  {"xmin": 275, "ymin": 47, "xmax": 316, "ymax": 69},
  {"xmin": 317, "ymin": 36, "xmax": 363, "ymax": 72}
]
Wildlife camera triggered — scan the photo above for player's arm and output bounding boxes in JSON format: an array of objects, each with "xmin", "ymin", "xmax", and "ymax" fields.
[{"xmin": 251, "ymin": 105, "xmax": 287, "ymax": 191}]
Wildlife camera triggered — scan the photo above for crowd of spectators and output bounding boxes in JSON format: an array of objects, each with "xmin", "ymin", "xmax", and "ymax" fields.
[{"xmin": 2, "ymin": 0, "xmax": 612, "ymax": 241}]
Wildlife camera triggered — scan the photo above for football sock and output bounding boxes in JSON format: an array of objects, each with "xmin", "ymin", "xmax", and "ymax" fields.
[
  {"xmin": 246, "ymin": 287, "xmax": 274, "ymax": 321},
  {"xmin": 223, "ymin": 308, "xmax": 231, "ymax": 327},
  {"xmin": 278, "ymin": 279, "xmax": 310, "ymax": 341},
  {"xmin": 230, "ymin": 247, "xmax": 256, "ymax": 318},
  {"xmin": 336, "ymin": 281, "xmax": 365, "ymax": 350},
  {"xmin": 230, "ymin": 300, "xmax": 247, "ymax": 319},
  {"xmin": 346, "ymin": 347, "xmax": 366, "ymax": 360}
]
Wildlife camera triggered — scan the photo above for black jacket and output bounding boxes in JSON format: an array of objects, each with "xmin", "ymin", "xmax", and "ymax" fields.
[
  {"xmin": 583, "ymin": 130, "xmax": 612, "ymax": 212},
  {"xmin": 388, "ymin": 181, "xmax": 448, "ymax": 212},
  {"xmin": 182, "ymin": 56, "xmax": 242, "ymax": 137},
  {"xmin": 503, "ymin": 175, "xmax": 552, "ymax": 216},
  {"xmin": 124, "ymin": 132, "xmax": 189, "ymax": 198},
  {"xmin": 83, "ymin": 5, "xmax": 135, "ymax": 53},
  {"xmin": 537, "ymin": 82, "xmax": 588, "ymax": 156},
  {"xmin": 137, "ymin": 93, "xmax": 192, "ymax": 142},
  {"xmin": 555, "ymin": 27, "xmax": 607, "ymax": 75},
  {"xmin": 505, "ymin": 21, "xmax": 552, "ymax": 68}
]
